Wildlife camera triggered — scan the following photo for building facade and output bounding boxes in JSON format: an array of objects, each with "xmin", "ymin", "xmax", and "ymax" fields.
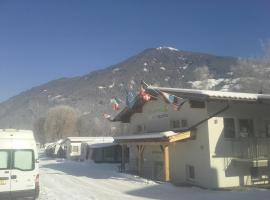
[{"xmin": 113, "ymin": 87, "xmax": 270, "ymax": 188}]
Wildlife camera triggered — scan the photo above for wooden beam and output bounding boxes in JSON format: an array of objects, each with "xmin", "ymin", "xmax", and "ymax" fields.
[
  {"xmin": 121, "ymin": 145, "xmax": 126, "ymax": 172},
  {"xmin": 168, "ymin": 131, "xmax": 191, "ymax": 143},
  {"xmin": 163, "ymin": 145, "xmax": 170, "ymax": 182},
  {"xmin": 138, "ymin": 145, "xmax": 145, "ymax": 176},
  {"xmin": 123, "ymin": 141, "xmax": 170, "ymax": 146}
]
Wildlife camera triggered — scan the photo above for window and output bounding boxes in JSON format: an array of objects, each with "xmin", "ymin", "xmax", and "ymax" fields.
[
  {"xmin": 13, "ymin": 150, "xmax": 34, "ymax": 171},
  {"xmin": 0, "ymin": 150, "xmax": 9, "ymax": 169},
  {"xmin": 170, "ymin": 120, "xmax": 180, "ymax": 129},
  {"xmin": 186, "ymin": 165, "xmax": 195, "ymax": 180},
  {"xmin": 265, "ymin": 120, "xmax": 270, "ymax": 137},
  {"xmin": 72, "ymin": 146, "xmax": 79, "ymax": 153},
  {"xmin": 224, "ymin": 118, "xmax": 235, "ymax": 138},
  {"xmin": 239, "ymin": 119, "xmax": 254, "ymax": 137},
  {"xmin": 181, "ymin": 119, "xmax": 188, "ymax": 128}
]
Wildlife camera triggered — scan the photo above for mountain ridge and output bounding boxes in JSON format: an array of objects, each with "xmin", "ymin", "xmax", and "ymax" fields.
[{"xmin": 0, "ymin": 47, "xmax": 257, "ymax": 140}]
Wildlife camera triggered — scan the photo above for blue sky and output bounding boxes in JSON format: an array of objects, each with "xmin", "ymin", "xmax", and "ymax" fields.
[{"xmin": 0, "ymin": 0, "xmax": 269, "ymax": 102}]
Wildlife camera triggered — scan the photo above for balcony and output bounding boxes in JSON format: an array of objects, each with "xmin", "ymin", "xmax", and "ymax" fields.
[{"xmin": 231, "ymin": 137, "xmax": 270, "ymax": 166}]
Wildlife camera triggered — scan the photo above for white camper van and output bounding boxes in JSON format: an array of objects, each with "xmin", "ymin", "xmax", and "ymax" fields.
[{"xmin": 0, "ymin": 129, "xmax": 39, "ymax": 200}]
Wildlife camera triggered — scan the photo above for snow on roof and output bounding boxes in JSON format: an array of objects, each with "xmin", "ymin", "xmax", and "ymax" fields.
[
  {"xmin": 88, "ymin": 143, "xmax": 118, "ymax": 149},
  {"xmin": 148, "ymin": 86, "xmax": 270, "ymax": 101},
  {"xmin": 82, "ymin": 139, "xmax": 114, "ymax": 145},
  {"xmin": 113, "ymin": 85, "xmax": 270, "ymax": 123},
  {"xmin": 65, "ymin": 137, "xmax": 114, "ymax": 143},
  {"xmin": 115, "ymin": 131, "xmax": 177, "ymax": 140},
  {"xmin": 0, "ymin": 129, "xmax": 34, "ymax": 139}
]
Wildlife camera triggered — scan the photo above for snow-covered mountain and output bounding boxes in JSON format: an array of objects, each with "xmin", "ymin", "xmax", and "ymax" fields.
[{"xmin": 0, "ymin": 47, "xmax": 267, "ymax": 139}]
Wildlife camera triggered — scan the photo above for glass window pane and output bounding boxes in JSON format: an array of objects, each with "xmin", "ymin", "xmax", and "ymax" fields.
[
  {"xmin": 239, "ymin": 119, "xmax": 254, "ymax": 137},
  {"xmin": 13, "ymin": 150, "xmax": 33, "ymax": 171},
  {"xmin": 170, "ymin": 120, "xmax": 180, "ymax": 129},
  {"xmin": 72, "ymin": 146, "xmax": 79, "ymax": 153},
  {"xmin": 181, "ymin": 120, "xmax": 188, "ymax": 128},
  {"xmin": 224, "ymin": 118, "xmax": 235, "ymax": 138},
  {"xmin": 0, "ymin": 151, "xmax": 9, "ymax": 169}
]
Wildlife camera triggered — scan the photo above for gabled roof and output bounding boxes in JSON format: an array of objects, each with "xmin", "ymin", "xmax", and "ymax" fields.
[{"xmin": 113, "ymin": 86, "xmax": 270, "ymax": 123}]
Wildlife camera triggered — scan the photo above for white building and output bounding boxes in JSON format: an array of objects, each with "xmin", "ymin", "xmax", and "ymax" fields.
[
  {"xmin": 62, "ymin": 137, "xmax": 114, "ymax": 160},
  {"xmin": 113, "ymin": 86, "xmax": 270, "ymax": 188}
]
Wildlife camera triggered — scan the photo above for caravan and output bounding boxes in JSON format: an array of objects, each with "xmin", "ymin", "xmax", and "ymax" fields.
[{"xmin": 0, "ymin": 129, "xmax": 39, "ymax": 200}]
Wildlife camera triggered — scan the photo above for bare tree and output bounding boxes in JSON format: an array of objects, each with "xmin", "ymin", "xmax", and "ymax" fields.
[
  {"xmin": 33, "ymin": 117, "xmax": 46, "ymax": 144},
  {"xmin": 44, "ymin": 105, "xmax": 78, "ymax": 142},
  {"xmin": 193, "ymin": 66, "xmax": 213, "ymax": 89},
  {"xmin": 231, "ymin": 40, "xmax": 270, "ymax": 93}
]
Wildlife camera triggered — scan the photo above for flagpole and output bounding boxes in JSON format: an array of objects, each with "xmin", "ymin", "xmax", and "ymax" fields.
[
  {"xmin": 141, "ymin": 80, "xmax": 188, "ymax": 109},
  {"xmin": 141, "ymin": 80, "xmax": 184, "ymax": 101}
]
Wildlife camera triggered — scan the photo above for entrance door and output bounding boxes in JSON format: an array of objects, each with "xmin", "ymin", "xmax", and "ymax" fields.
[{"xmin": 0, "ymin": 150, "xmax": 11, "ymax": 199}]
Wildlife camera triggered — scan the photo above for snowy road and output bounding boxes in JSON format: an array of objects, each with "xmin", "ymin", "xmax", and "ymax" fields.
[{"xmin": 39, "ymin": 156, "xmax": 270, "ymax": 200}]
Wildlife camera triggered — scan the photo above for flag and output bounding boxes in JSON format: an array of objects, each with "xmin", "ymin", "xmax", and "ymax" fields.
[
  {"xmin": 110, "ymin": 97, "xmax": 121, "ymax": 110},
  {"xmin": 160, "ymin": 91, "xmax": 178, "ymax": 104},
  {"xmin": 126, "ymin": 90, "xmax": 136, "ymax": 109},
  {"xmin": 139, "ymin": 86, "xmax": 151, "ymax": 101},
  {"xmin": 160, "ymin": 91, "xmax": 184, "ymax": 111}
]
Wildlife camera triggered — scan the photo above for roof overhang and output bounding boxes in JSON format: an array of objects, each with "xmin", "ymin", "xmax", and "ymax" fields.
[
  {"xmin": 114, "ymin": 130, "xmax": 192, "ymax": 144},
  {"xmin": 147, "ymin": 86, "xmax": 262, "ymax": 102},
  {"xmin": 112, "ymin": 86, "xmax": 270, "ymax": 123}
]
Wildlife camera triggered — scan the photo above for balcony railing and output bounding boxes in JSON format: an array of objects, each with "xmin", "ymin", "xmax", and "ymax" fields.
[{"xmin": 231, "ymin": 137, "xmax": 270, "ymax": 160}]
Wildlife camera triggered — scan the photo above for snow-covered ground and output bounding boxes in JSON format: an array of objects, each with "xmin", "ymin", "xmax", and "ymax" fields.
[{"xmin": 39, "ymin": 156, "xmax": 270, "ymax": 200}]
